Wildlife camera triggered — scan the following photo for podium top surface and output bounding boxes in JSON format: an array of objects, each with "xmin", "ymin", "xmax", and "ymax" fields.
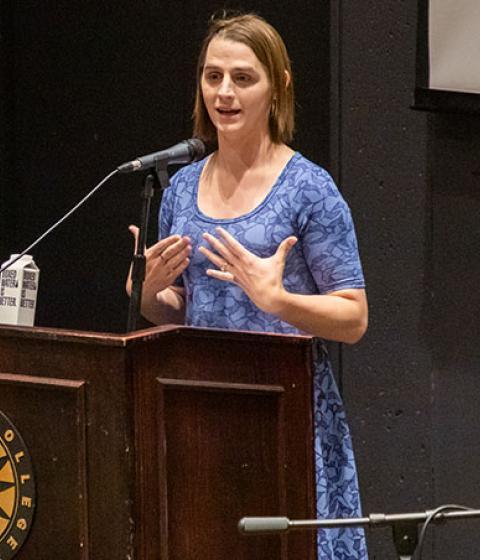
[{"xmin": 0, "ymin": 323, "xmax": 314, "ymax": 348}]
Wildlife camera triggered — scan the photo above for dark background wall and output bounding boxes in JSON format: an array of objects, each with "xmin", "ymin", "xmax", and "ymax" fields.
[
  {"xmin": 1, "ymin": 1, "xmax": 480, "ymax": 559},
  {"xmin": 0, "ymin": 0, "xmax": 330, "ymax": 333}
]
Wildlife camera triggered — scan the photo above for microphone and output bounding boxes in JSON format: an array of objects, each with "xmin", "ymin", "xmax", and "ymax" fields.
[
  {"xmin": 117, "ymin": 138, "xmax": 206, "ymax": 173},
  {"xmin": 238, "ymin": 517, "xmax": 290, "ymax": 534}
]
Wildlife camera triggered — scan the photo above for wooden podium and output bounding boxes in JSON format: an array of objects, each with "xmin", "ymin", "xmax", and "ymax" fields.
[{"xmin": 0, "ymin": 324, "xmax": 317, "ymax": 560}]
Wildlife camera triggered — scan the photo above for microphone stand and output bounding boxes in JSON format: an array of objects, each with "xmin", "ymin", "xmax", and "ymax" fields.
[
  {"xmin": 238, "ymin": 508, "xmax": 480, "ymax": 560},
  {"xmin": 126, "ymin": 160, "xmax": 170, "ymax": 332}
]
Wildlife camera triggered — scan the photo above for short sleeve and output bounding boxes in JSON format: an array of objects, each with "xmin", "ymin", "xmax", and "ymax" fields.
[
  {"xmin": 296, "ymin": 170, "xmax": 365, "ymax": 294},
  {"xmin": 157, "ymin": 173, "xmax": 184, "ymax": 287},
  {"xmin": 158, "ymin": 181, "xmax": 175, "ymax": 240}
]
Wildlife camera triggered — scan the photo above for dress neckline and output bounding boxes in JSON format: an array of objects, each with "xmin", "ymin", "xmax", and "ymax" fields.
[{"xmin": 192, "ymin": 151, "xmax": 300, "ymax": 224}]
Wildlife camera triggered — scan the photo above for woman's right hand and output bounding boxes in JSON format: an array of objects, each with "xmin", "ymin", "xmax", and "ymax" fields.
[{"xmin": 126, "ymin": 225, "xmax": 191, "ymax": 313}]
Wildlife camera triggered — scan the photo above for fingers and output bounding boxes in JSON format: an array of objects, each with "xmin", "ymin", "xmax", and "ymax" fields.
[
  {"xmin": 198, "ymin": 244, "xmax": 228, "ymax": 271},
  {"xmin": 276, "ymin": 236, "xmax": 298, "ymax": 262},
  {"xmin": 215, "ymin": 227, "xmax": 245, "ymax": 258},
  {"xmin": 199, "ymin": 231, "xmax": 239, "ymax": 282},
  {"xmin": 140, "ymin": 233, "xmax": 191, "ymax": 269},
  {"xmin": 149, "ymin": 237, "xmax": 191, "ymax": 285},
  {"xmin": 148, "ymin": 235, "xmax": 185, "ymax": 258},
  {"xmin": 162, "ymin": 243, "xmax": 191, "ymax": 272},
  {"xmin": 205, "ymin": 268, "xmax": 235, "ymax": 282},
  {"xmin": 128, "ymin": 225, "xmax": 187, "ymax": 259},
  {"xmin": 201, "ymin": 231, "xmax": 239, "ymax": 266},
  {"xmin": 160, "ymin": 256, "xmax": 190, "ymax": 285},
  {"xmin": 127, "ymin": 226, "xmax": 191, "ymax": 292},
  {"xmin": 199, "ymin": 246, "xmax": 234, "ymax": 287},
  {"xmin": 129, "ymin": 225, "xmax": 139, "ymax": 238},
  {"xmin": 129, "ymin": 225, "xmax": 140, "ymax": 252}
]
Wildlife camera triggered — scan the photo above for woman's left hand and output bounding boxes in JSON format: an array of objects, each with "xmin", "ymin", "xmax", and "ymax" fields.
[{"xmin": 199, "ymin": 227, "xmax": 297, "ymax": 315}]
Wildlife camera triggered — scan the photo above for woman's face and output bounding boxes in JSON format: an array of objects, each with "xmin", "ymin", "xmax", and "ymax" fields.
[{"xmin": 201, "ymin": 36, "xmax": 272, "ymax": 142}]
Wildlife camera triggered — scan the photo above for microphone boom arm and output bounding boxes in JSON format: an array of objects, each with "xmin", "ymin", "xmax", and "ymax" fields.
[{"xmin": 239, "ymin": 507, "xmax": 480, "ymax": 560}]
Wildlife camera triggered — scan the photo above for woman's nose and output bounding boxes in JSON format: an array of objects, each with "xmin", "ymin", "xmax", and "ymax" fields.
[{"xmin": 218, "ymin": 76, "xmax": 233, "ymax": 96}]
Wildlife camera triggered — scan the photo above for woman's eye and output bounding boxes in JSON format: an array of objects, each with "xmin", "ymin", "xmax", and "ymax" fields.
[
  {"xmin": 235, "ymin": 74, "xmax": 251, "ymax": 84},
  {"xmin": 206, "ymin": 72, "xmax": 221, "ymax": 82}
]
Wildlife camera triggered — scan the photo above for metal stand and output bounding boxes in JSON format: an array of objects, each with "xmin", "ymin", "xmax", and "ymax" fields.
[
  {"xmin": 126, "ymin": 161, "xmax": 169, "ymax": 332},
  {"xmin": 238, "ymin": 508, "xmax": 480, "ymax": 560}
]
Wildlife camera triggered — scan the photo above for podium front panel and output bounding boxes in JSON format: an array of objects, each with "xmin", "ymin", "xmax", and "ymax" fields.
[{"xmin": 0, "ymin": 325, "xmax": 316, "ymax": 560}]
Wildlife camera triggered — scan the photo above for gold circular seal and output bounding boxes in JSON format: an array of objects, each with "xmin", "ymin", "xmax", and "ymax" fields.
[{"xmin": 0, "ymin": 411, "xmax": 35, "ymax": 559}]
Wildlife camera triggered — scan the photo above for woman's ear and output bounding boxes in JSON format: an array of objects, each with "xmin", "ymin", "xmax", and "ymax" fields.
[{"xmin": 284, "ymin": 69, "xmax": 291, "ymax": 88}]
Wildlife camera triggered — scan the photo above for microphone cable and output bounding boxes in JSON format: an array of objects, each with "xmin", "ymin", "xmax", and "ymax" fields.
[
  {"xmin": 0, "ymin": 169, "xmax": 119, "ymax": 274},
  {"xmin": 413, "ymin": 503, "xmax": 475, "ymax": 559}
]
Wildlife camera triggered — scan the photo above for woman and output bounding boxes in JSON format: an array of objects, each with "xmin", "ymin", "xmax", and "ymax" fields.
[{"xmin": 128, "ymin": 13, "xmax": 368, "ymax": 559}]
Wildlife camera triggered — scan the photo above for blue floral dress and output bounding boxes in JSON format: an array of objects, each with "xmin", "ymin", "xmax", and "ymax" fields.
[{"xmin": 159, "ymin": 152, "xmax": 368, "ymax": 559}]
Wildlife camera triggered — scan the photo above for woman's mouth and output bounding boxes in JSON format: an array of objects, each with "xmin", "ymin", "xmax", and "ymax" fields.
[{"xmin": 216, "ymin": 108, "xmax": 241, "ymax": 116}]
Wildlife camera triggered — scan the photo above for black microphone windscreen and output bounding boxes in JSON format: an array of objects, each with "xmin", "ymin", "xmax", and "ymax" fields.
[{"xmin": 188, "ymin": 138, "xmax": 206, "ymax": 161}]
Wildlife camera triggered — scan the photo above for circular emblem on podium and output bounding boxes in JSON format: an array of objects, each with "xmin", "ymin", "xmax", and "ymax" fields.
[{"xmin": 0, "ymin": 411, "xmax": 36, "ymax": 559}]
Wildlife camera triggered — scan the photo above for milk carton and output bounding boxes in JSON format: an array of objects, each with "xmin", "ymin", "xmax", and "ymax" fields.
[{"xmin": 0, "ymin": 255, "xmax": 40, "ymax": 326}]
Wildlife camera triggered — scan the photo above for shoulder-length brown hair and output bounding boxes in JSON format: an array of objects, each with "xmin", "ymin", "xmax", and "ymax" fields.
[{"xmin": 193, "ymin": 13, "xmax": 295, "ymax": 145}]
